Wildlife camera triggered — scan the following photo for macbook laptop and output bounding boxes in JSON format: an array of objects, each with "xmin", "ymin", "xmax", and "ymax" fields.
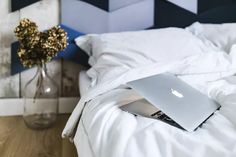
[{"xmin": 121, "ymin": 73, "xmax": 220, "ymax": 132}]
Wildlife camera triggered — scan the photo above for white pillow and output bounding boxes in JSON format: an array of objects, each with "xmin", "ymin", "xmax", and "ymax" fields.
[
  {"xmin": 75, "ymin": 28, "xmax": 221, "ymax": 85},
  {"xmin": 186, "ymin": 22, "xmax": 236, "ymax": 53}
]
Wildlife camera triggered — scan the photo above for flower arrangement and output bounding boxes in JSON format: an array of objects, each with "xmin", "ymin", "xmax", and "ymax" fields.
[{"xmin": 14, "ymin": 18, "xmax": 68, "ymax": 67}]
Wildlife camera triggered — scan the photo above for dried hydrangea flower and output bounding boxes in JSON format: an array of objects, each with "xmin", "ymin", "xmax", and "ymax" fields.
[{"xmin": 14, "ymin": 18, "xmax": 68, "ymax": 68}]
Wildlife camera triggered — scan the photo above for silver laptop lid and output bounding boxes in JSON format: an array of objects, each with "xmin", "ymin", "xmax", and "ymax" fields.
[{"xmin": 127, "ymin": 73, "xmax": 220, "ymax": 132}]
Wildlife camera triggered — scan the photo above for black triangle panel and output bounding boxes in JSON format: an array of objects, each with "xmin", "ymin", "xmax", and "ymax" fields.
[{"xmin": 11, "ymin": 0, "xmax": 41, "ymax": 12}]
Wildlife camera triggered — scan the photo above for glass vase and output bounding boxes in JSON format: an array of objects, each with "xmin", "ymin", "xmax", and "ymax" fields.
[{"xmin": 23, "ymin": 64, "xmax": 59, "ymax": 129}]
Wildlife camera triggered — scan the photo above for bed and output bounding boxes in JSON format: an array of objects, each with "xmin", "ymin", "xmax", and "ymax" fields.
[{"xmin": 62, "ymin": 2, "xmax": 236, "ymax": 157}]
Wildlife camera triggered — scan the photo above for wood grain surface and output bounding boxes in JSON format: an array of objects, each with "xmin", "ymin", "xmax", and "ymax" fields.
[{"xmin": 0, "ymin": 115, "xmax": 77, "ymax": 157}]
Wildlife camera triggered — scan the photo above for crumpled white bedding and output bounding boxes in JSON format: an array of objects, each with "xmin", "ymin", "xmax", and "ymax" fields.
[
  {"xmin": 63, "ymin": 23, "xmax": 236, "ymax": 157},
  {"xmin": 67, "ymin": 78, "xmax": 236, "ymax": 157}
]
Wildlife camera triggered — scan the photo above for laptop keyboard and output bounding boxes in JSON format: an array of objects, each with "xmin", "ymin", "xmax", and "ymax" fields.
[
  {"xmin": 151, "ymin": 111, "xmax": 182, "ymax": 129},
  {"xmin": 151, "ymin": 111, "xmax": 172, "ymax": 121}
]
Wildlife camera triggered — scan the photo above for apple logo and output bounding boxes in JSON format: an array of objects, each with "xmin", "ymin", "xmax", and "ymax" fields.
[{"xmin": 171, "ymin": 88, "xmax": 184, "ymax": 98}]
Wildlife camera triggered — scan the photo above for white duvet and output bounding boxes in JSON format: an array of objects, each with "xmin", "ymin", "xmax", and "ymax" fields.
[{"xmin": 63, "ymin": 23, "xmax": 236, "ymax": 157}]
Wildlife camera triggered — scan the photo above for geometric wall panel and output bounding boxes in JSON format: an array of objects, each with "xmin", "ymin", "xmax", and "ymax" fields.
[{"xmin": 61, "ymin": 0, "xmax": 155, "ymax": 34}]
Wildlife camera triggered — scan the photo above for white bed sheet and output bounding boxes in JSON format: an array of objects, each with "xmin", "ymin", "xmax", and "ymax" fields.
[
  {"xmin": 73, "ymin": 80, "xmax": 236, "ymax": 157},
  {"xmin": 71, "ymin": 68, "xmax": 236, "ymax": 157}
]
